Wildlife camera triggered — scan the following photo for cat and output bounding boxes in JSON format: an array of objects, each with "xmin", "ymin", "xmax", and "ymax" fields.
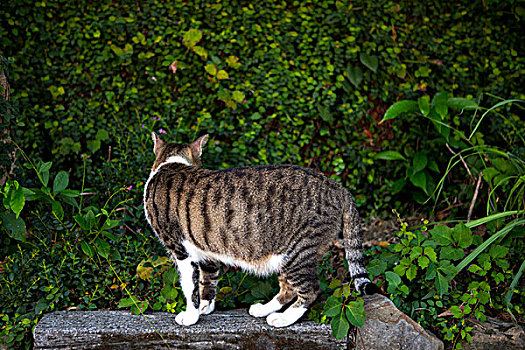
[{"xmin": 143, "ymin": 133, "xmax": 379, "ymax": 328}]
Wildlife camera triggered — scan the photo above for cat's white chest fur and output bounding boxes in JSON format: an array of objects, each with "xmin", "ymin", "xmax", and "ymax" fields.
[{"xmin": 182, "ymin": 240, "xmax": 286, "ymax": 276}]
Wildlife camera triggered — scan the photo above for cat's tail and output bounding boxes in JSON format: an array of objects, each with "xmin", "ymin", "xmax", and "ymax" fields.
[{"xmin": 342, "ymin": 194, "xmax": 380, "ymax": 295}]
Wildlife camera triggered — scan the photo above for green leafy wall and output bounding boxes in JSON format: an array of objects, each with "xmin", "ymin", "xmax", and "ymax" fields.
[{"xmin": 1, "ymin": 0, "xmax": 523, "ymax": 213}]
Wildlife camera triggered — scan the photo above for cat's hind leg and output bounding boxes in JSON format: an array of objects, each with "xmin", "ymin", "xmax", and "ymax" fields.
[
  {"xmin": 199, "ymin": 260, "xmax": 219, "ymax": 315},
  {"xmin": 265, "ymin": 260, "xmax": 320, "ymax": 327},
  {"xmin": 249, "ymin": 274, "xmax": 296, "ymax": 318}
]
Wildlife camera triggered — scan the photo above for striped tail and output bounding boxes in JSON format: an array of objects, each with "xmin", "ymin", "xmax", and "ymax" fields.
[{"xmin": 342, "ymin": 195, "xmax": 380, "ymax": 295}]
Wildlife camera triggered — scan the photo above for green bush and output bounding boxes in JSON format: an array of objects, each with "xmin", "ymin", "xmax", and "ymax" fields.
[
  {"xmin": 1, "ymin": 0, "xmax": 523, "ymax": 214},
  {"xmin": 367, "ymin": 215, "xmax": 524, "ymax": 349}
]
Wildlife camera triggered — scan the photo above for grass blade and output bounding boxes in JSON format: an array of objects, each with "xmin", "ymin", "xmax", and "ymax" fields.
[{"xmin": 455, "ymin": 219, "xmax": 525, "ymax": 275}]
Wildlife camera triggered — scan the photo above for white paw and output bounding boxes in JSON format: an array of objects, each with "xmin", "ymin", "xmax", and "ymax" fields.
[
  {"xmin": 249, "ymin": 303, "xmax": 272, "ymax": 318},
  {"xmin": 266, "ymin": 312, "xmax": 294, "ymax": 327},
  {"xmin": 175, "ymin": 310, "xmax": 200, "ymax": 326},
  {"xmin": 199, "ymin": 299, "xmax": 215, "ymax": 315},
  {"xmin": 266, "ymin": 306, "xmax": 307, "ymax": 328},
  {"xmin": 249, "ymin": 297, "xmax": 283, "ymax": 318}
]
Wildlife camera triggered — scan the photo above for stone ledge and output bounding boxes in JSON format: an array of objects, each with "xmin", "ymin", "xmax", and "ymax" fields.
[{"xmin": 33, "ymin": 295, "xmax": 444, "ymax": 350}]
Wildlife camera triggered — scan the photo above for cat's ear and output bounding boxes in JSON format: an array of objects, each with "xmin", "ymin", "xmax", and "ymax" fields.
[
  {"xmin": 189, "ymin": 134, "xmax": 209, "ymax": 159},
  {"xmin": 152, "ymin": 132, "xmax": 166, "ymax": 155}
]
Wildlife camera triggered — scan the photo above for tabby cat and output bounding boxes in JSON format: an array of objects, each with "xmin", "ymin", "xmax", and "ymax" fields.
[{"xmin": 143, "ymin": 133, "xmax": 379, "ymax": 327}]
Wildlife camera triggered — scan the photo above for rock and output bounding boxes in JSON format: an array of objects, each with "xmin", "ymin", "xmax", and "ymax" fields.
[
  {"xmin": 33, "ymin": 309, "xmax": 345, "ymax": 349},
  {"xmin": 33, "ymin": 295, "xmax": 444, "ymax": 350},
  {"xmin": 357, "ymin": 294, "xmax": 444, "ymax": 350},
  {"xmin": 464, "ymin": 316, "xmax": 525, "ymax": 350}
]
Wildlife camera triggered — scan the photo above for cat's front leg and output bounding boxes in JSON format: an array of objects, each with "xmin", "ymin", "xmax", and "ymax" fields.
[{"xmin": 175, "ymin": 257, "xmax": 200, "ymax": 326}]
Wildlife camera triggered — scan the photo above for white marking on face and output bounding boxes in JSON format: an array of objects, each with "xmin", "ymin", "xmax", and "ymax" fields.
[{"xmin": 182, "ymin": 240, "xmax": 286, "ymax": 277}]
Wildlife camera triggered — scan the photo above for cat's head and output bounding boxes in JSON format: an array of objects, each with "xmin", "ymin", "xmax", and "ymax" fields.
[{"xmin": 150, "ymin": 133, "xmax": 209, "ymax": 171}]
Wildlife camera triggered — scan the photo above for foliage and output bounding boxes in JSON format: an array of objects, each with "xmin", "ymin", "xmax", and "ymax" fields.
[
  {"xmin": 367, "ymin": 213, "xmax": 524, "ymax": 348},
  {"xmin": 1, "ymin": 0, "xmax": 523, "ymax": 215},
  {"xmin": 378, "ymin": 94, "xmax": 524, "ymax": 215},
  {"xmin": 0, "ymin": 157, "xmax": 149, "ymax": 349}
]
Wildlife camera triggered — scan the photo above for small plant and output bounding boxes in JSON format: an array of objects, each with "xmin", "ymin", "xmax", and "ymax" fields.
[{"xmin": 367, "ymin": 212, "xmax": 524, "ymax": 348}]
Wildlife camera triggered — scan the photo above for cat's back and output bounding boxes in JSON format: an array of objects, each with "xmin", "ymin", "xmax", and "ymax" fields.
[{"xmin": 153, "ymin": 163, "xmax": 346, "ymax": 200}]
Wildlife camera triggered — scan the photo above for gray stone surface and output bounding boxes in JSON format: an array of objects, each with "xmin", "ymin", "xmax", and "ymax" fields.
[
  {"xmin": 356, "ymin": 294, "xmax": 444, "ymax": 350},
  {"xmin": 463, "ymin": 316, "xmax": 525, "ymax": 350},
  {"xmin": 33, "ymin": 309, "xmax": 345, "ymax": 349},
  {"xmin": 33, "ymin": 295, "xmax": 446, "ymax": 349}
]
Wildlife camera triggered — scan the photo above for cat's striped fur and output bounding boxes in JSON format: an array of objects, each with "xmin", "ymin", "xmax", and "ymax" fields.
[{"xmin": 144, "ymin": 133, "xmax": 379, "ymax": 327}]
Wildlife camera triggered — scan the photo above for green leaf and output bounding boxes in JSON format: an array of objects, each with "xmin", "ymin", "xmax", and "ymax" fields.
[
  {"xmin": 86, "ymin": 210, "xmax": 96, "ymax": 230},
  {"xmin": 412, "ymin": 152, "xmax": 428, "ymax": 173},
  {"xmin": 424, "ymin": 247, "xmax": 438, "ymax": 262},
  {"xmin": 53, "ymin": 171, "xmax": 69, "ymax": 193},
  {"xmin": 232, "ymin": 91, "xmax": 245, "ymax": 103},
  {"xmin": 8, "ymin": 181, "xmax": 25, "ymax": 218},
  {"xmin": 391, "ymin": 178, "xmax": 406, "ymax": 195},
  {"xmin": 438, "ymin": 260, "xmax": 457, "ymax": 278},
  {"xmin": 435, "ymin": 271, "xmax": 449, "ymax": 295},
  {"xmin": 439, "ymin": 246, "xmax": 465, "ymax": 261},
  {"xmin": 409, "ymin": 171, "xmax": 427, "ymax": 193},
  {"xmin": 453, "ymin": 223, "xmax": 473, "ymax": 248},
  {"xmin": 110, "ymin": 44, "xmax": 124, "ymax": 57},
  {"xmin": 192, "ymin": 45, "xmax": 208, "ymax": 58},
  {"xmin": 51, "ymin": 200, "xmax": 64, "ymax": 220},
  {"xmin": 359, "ymin": 53, "xmax": 378, "ymax": 72},
  {"xmin": 489, "ymin": 245, "xmax": 509, "ymax": 259},
  {"xmin": 59, "ymin": 189, "xmax": 80, "ymax": 197},
  {"xmin": 394, "ymin": 264, "xmax": 408, "ymax": 276},
  {"xmin": 226, "ymin": 55, "xmax": 241, "ymax": 69},
  {"xmin": 80, "ymin": 241, "xmax": 95, "ymax": 258},
  {"xmin": 385, "ymin": 271, "xmax": 401, "ymax": 292},
  {"xmin": 95, "ymin": 238, "xmax": 110, "ymax": 259},
  {"xmin": 418, "ymin": 96, "xmax": 431, "ymax": 116},
  {"xmin": 380, "ymin": 100, "xmax": 419, "ymax": 123},
  {"xmin": 205, "ymin": 64, "xmax": 217, "ymax": 76},
  {"xmin": 346, "ymin": 66, "xmax": 362, "ymax": 87},
  {"xmin": 131, "ymin": 300, "xmax": 149, "ymax": 314},
  {"xmin": 430, "ymin": 225, "xmax": 453, "ymax": 245},
  {"xmin": 95, "ymin": 129, "xmax": 109, "ymax": 141},
  {"xmin": 418, "ymin": 256, "xmax": 430, "ymax": 269},
  {"xmin": 433, "ymin": 92, "xmax": 449, "ymax": 119},
  {"xmin": 87, "ymin": 140, "xmax": 101, "ymax": 153},
  {"xmin": 448, "ymin": 98, "xmax": 478, "ymax": 110},
  {"xmin": 375, "ymin": 151, "xmax": 406, "ymax": 161},
  {"xmin": 216, "ymin": 70, "xmax": 229, "ymax": 80},
  {"xmin": 367, "ymin": 259, "xmax": 387, "ymax": 276},
  {"xmin": 323, "ymin": 295, "xmax": 343, "ymax": 317},
  {"xmin": 345, "ymin": 298, "xmax": 366, "ymax": 327},
  {"xmin": 183, "ymin": 29, "xmax": 202, "ymax": 48},
  {"xmin": 330, "ymin": 311, "xmax": 350, "ymax": 339},
  {"xmin": 328, "ymin": 279, "xmax": 342, "ymax": 289},
  {"xmin": 35, "ymin": 298, "xmax": 49, "ymax": 315},
  {"xmin": 406, "ymin": 265, "xmax": 417, "ymax": 281},
  {"xmin": 118, "ymin": 296, "xmax": 139, "ymax": 308},
  {"xmin": 161, "ymin": 285, "xmax": 179, "ymax": 300},
  {"xmin": 410, "ymin": 246, "xmax": 423, "ymax": 261},
  {"xmin": 0, "ymin": 211, "xmax": 26, "ymax": 242},
  {"xmin": 74, "ymin": 214, "xmax": 89, "ymax": 231}
]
